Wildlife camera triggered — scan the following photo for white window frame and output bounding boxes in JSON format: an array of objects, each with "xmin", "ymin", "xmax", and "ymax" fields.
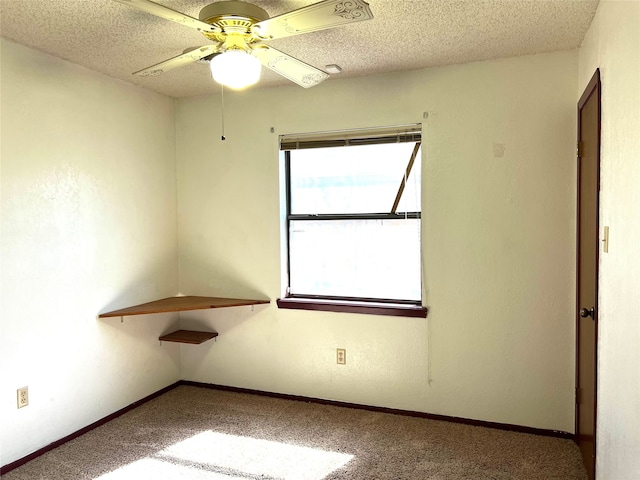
[{"xmin": 277, "ymin": 124, "xmax": 427, "ymax": 318}]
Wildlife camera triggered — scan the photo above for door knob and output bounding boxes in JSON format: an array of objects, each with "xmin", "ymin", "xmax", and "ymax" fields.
[{"xmin": 580, "ymin": 307, "xmax": 595, "ymax": 319}]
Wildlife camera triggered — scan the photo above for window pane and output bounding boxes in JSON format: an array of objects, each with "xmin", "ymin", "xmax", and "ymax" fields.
[
  {"xmin": 289, "ymin": 218, "xmax": 421, "ymax": 301},
  {"xmin": 289, "ymin": 143, "xmax": 421, "ymax": 215}
]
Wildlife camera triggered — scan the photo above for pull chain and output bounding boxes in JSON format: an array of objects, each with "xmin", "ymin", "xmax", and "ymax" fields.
[{"xmin": 220, "ymin": 83, "xmax": 226, "ymax": 141}]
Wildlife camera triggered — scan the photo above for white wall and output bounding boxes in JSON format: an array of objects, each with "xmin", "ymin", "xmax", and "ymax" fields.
[
  {"xmin": 176, "ymin": 50, "xmax": 578, "ymax": 432},
  {"xmin": 0, "ymin": 39, "xmax": 181, "ymax": 466},
  {"xmin": 0, "ymin": 32, "xmax": 595, "ymax": 468},
  {"xmin": 578, "ymin": 1, "xmax": 640, "ymax": 479}
]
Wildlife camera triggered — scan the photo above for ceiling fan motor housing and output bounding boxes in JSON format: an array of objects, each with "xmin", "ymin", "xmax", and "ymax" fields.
[{"xmin": 199, "ymin": 1, "xmax": 270, "ymax": 47}]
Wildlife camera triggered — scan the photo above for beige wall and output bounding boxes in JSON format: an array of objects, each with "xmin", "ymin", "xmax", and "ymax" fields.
[
  {"xmin": 0, "ymin": 39, "xmax": 181, "ymax": 465},
  {"xmin": 176, "ymin": 50, "xmax": 578, "ymax": 432},
  {"xmin": 2, "ymin": 30, "xmax": 602, "ymax": 469},
  {"xmin": 578, "ymin": 1, "xmax": 640, "ymax": 478}
]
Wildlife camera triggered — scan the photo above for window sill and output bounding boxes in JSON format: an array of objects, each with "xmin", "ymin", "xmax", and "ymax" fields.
[{"xmin": 276, "ymin": 297, "xmax": 428, "ymax": 318}]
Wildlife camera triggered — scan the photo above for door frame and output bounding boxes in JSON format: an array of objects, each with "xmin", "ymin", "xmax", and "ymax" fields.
[{"xmin": 575, "ymin": 68, "xmax": 601, "ymax": 478}]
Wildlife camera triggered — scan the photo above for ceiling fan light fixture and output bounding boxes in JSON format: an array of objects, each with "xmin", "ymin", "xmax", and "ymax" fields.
[{"xmin": 209, "ymin": 49, "xmax": 261, "ymax": 90}]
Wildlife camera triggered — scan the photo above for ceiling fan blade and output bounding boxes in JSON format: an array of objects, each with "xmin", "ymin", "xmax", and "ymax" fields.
[
  {"xmin": 133, "ymin": 45, "xmax": 219, "ymax": 77},
  {"xmin": 253, "ymin": 46, "xmax": 329, "ymax": 88},
  {"xmin": 252, "ymin": 0, "xmax": 373, "ymax": 40},
  {"xmin": 113, "ymin": 0, "xmax": 217, "ymax": 33}
]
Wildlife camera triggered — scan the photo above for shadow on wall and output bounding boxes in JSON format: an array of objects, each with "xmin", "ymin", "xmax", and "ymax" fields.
[
  {"xmin": 97, "ymin": 258, "xmax": 179, "ymax": 317},
  {"xmin": 178, "ymin": 252, "xmax": 271, "ymax": 301}
]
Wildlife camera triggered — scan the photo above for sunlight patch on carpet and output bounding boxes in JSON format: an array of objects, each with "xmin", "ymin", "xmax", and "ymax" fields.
[
  {"xmin": 95, "ymin": 430, "xmax": 353, "ymax": 479},
  {"xmin": 159, "ymin": 431, "xmax": 353, "ymax": 479},
  {"xmin": 95, "ymin": 457, "xmax": 245, "ymax": 479}
]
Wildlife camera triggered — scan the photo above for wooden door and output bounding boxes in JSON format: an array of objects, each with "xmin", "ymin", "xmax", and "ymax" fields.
[{"xmin": 576, "ymin": 69, "xmax": 600, "ymax": 480}]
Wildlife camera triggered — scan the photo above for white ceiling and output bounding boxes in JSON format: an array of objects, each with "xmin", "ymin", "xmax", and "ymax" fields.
[{"xmin": 0, "ymin": 0, "xmax": 598, "ymax": 98}]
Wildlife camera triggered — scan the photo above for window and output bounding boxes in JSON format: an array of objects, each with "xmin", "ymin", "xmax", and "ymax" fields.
[{"xmin": 277, "ymin": 125, "xmax": 427, "ymax": 317}]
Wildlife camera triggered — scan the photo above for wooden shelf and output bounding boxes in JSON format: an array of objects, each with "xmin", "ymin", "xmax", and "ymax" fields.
[
  {"xmin": 159, "ymin": 330, "xmax": 218, "ymax": 345},
  {"xmin": 99, "ymin": 295, "xmax": 269, "ymax": 318}
]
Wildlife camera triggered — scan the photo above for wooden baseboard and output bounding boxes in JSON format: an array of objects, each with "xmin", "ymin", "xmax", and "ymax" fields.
[
  {"xmin": 181, "ymin": 380, "xmax": 575, "ymax": 440},
  {"xmin": 0, "ymin": 382, "xmax": 181, "ymax": 475},
  {"xmin": 1, "ymin": 379, "xmax": 574, "ymax": 474}
]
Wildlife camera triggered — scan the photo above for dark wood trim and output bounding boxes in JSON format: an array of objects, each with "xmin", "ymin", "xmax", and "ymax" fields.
[
  {"xmin": 2, "ymin": 378, "xmax": 574, "ymax": 475},
  {"xmin": 159, "ymin": 329, "xmax": 218, "ymax": 344},
  {"xmin": 277, "ymin": 297, "xmax": 428, "ymax": 318},
  {"xmin": 0, "ymin": 382, "xmax": 181, "ymax": 475},
  {"xmin": 182, "ymin": 381, "xmax": 574, "ymax": 440},
  {"xmin": 575, "ymin": 68, "xmax": 601, "ymax": 479},
  {"xmin": 578, "ymin": 69, "xmax": 601, "ymax": 109}
]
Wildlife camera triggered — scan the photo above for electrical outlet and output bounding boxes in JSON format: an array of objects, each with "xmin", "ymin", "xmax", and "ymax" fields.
[
  {"xmin": 336, "ymin": 348, "xmax": 346, "ymax": 365},
  {"xmin": 17, "ymin": 386, "xmax": 28, "ymax": 409}
]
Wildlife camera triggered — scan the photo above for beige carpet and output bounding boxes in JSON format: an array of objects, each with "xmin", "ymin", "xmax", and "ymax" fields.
[{"xmin": 3, "ymin": 385, "xmax": 587, "ymax": 479}]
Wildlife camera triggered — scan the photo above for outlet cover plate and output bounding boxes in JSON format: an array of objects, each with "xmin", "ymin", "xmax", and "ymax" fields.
[
  {"xmin": 17, "ymin": 386, "xmax": 28, "ymax": 408},
  {"xmin": 337, "ymin": 348, "xmax": 346, "ymax": 365}
]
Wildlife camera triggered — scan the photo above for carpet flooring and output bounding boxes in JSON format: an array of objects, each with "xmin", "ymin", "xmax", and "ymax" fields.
[{"xmin": 2, "ymin": 385, "xmax": 587, "ymax": 479}]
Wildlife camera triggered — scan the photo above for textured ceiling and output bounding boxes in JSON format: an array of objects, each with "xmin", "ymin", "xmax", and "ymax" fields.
[{"xmin": 0, "ymin": 0, "xmax": 598, "ymax": 98}]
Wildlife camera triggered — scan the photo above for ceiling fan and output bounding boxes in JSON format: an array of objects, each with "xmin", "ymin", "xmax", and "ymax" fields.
[{"xmin": 113, "ymin": 0, "xmax": 374, "ymax": 89}]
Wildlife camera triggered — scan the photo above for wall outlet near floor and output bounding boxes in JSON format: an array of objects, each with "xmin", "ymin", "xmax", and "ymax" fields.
[
  {"xmin": 336, "ymin": 348, "xmax": 346, "ymax": 365},
  {"xmin": 17, "ymin": 386, "xmax": 28, "ymax": 408}
]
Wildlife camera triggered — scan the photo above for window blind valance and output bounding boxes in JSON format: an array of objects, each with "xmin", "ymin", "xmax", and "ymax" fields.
[{"xmin": 280, "ymin": 124, "xmax": 422, "ymax": 150}]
